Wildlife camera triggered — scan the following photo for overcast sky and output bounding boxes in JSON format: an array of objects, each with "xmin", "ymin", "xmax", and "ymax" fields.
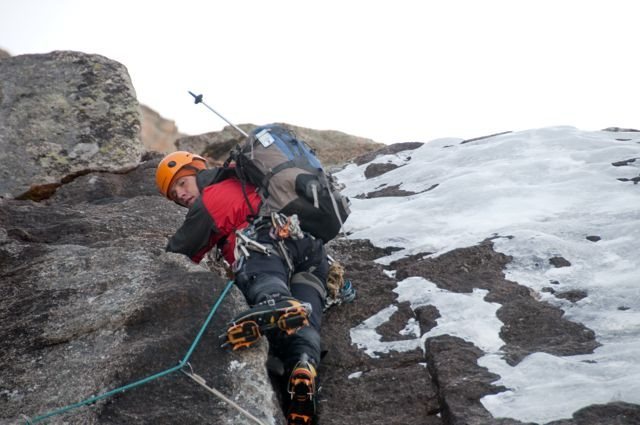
[{"xmin": 1, "ymin": 0, "xmax": 638, "ymax": 144}]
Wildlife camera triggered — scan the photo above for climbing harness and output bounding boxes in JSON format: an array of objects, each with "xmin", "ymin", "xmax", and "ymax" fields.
[
  {"xmin": 234, "ymin": 214, "xmax": 355, "ymax": 313},
  {"xmin": 233, "ymin": 213, "xmax": 302, "ymax": 281},
  {"xmin": 231, "ymin": 220, "xmax": 274, "ymax": 275},
  {"xmin": 234, "ymin": 227, "xmax": 273, "ymax": 259},
  {"xmin": 19, "ymin": 280, "xmax": 265, "ymax": 425},
  {"xmin": 269, "ymin": 212, "xmax": 301, "ymax": 277}
]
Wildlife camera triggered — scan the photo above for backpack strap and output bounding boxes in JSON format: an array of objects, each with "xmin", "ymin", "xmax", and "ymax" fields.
[{"xmin": 226, "ymin": 146, "xmax": 259, "ymax": 220}]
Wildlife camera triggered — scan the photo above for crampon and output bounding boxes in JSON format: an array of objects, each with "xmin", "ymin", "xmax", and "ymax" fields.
[
  {"xmin": 287, "ymin": 356, "xmax": 317, "ymax": 425},
  {"xmin": 220, "ymin": 298, "xmax": 311, "ymax": 351}
]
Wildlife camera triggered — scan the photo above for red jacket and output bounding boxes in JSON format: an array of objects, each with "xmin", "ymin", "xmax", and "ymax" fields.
[{"xmin": 166, "ymin": 169, "xmax": 261, "ymax": 264}]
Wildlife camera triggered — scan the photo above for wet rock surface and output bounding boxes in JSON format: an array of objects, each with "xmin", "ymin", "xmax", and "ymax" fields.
[
  {"xmin": 425, "ymin": 336, "xmax": 520, "ymax": 425},
  {"xmin": 547, "ymin": 402, "xmax": 640, "ymax": 425},
  {"xmin": 319, "ymin": 236, "xmax": 625, "ymax": 424},
  {"xmin": 320, "ymin": 239, "xmax": 441, "ymax": 425},
  {"xmin": 391, "ymin": 240, "xmax": 600, "ymax": 366}
]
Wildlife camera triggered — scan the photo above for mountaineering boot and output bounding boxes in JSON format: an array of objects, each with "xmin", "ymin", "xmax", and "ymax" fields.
[
  {"xmin": 286, "ymin": 355, "xmax": 317, "ymax": 425},
  {"xmin": 220, "ymin": 297, "xmax": 311, "ymax": 350}
]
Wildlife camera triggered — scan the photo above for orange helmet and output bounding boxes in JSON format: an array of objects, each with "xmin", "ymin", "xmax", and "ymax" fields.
[{"xmin": 155, "ymin": 151, "xmax": 207, "ymax": 199}]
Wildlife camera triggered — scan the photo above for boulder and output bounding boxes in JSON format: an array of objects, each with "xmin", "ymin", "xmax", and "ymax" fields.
[{"xmin": 0, "ymin": 51, "xmax": 144, "ymax": 200}]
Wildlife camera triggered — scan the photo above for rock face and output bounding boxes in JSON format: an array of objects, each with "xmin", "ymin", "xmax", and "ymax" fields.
[
  {"xmin": 319, "ymin": 239, "xmax": 441, "ymax": 425},
  {"xmin": 176, "ymin": 123, "xmax": 384, "ymax": 167},
  {"xmin": 0, "ymin": 51, "xmax": 144, "ymax": 200},
  {"xmin": 320, "ymin": 236, "xmax": 639, "ymax": 425},
  {"xmin": 0, "ymin": 155, "xmax": 280, "ymax": 425},
  {"xmin": 0, "ymin": 48, "xmax": 10, "ymax": 59},
  {"xmin": 317, "ymin": 141, "xmax": 638, "ymax": 424},
  {"xmin": 139, "ymin": 104, "xmax": 184, "ymax": 153},
  {"xmin": 0, "ymin": 53, "xmax": 280, "ymax": 425}
]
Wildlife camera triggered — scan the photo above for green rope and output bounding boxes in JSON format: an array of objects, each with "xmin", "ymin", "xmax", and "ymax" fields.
[{"xmin": 24, "ymin": 279, "xmax": 235, "ymax": 424}]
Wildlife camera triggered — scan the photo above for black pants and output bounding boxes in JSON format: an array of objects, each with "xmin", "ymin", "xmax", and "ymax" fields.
[{"xmin": 234, "ymin": 228, "xmax": 328, "ymax": 369}]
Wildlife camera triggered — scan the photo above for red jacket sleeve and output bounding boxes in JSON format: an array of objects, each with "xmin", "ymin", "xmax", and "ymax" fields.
[
  {"xmin": 166, "ymin": 178, "xmax": 262, "ymax": 265},
  {"xmin": 166, "ymin": 197, "xmax": 222, "ymax": 263}
]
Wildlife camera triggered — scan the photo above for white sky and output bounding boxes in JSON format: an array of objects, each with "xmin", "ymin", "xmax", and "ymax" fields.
[
  {"xmin": 1, "ymin": 0, "xmax": 638, "ymax": 144},
  {"xmin": 341, "ymin": 126, "xmax": 640, "ymax": 423}
]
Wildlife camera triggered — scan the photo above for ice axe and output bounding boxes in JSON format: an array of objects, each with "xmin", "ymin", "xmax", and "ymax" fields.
[{"xmin": 188, "ymin": 91, "xmax": 249, "ymax": 138}]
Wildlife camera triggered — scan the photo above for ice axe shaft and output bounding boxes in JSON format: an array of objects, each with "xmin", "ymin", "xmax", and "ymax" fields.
[{"xmin": 189, "ymin": 91, "xmax": 249, "ymax": 138}]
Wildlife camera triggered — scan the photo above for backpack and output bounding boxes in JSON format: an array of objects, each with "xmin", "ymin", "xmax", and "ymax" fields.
[{"xmin": 225, "ymin": 124, "xmax": 351, "ymax": 243}]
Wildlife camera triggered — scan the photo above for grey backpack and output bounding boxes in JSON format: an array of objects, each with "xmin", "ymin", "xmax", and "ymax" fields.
[{"xmin": 226, "ymin": 124, "xmax": 350, "ymax": 242}]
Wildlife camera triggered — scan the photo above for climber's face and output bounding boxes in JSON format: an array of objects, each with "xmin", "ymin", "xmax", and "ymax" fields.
[{"xmin": 170, "ymin": 175, "xmax": 200, "ymax": 208}]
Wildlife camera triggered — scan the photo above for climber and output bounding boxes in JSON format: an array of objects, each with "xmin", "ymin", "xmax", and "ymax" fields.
[{"xmin": 155, "ymin": 151, "xmax": 326, "ymax": 425}]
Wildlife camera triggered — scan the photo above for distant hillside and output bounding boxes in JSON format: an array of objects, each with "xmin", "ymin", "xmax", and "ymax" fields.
[
  {"xmin": 176, "ymin": 122, "xmax": 385, "ymax": 167},
  {"xmin": 139, "ymin": 104, "xmax": 185, "ymax": 153}
]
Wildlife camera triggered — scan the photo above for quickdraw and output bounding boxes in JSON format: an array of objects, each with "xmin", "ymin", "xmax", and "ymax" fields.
[{"xmin": 270, "ymin": 213, "xmax": 304, "ymax": 240}]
